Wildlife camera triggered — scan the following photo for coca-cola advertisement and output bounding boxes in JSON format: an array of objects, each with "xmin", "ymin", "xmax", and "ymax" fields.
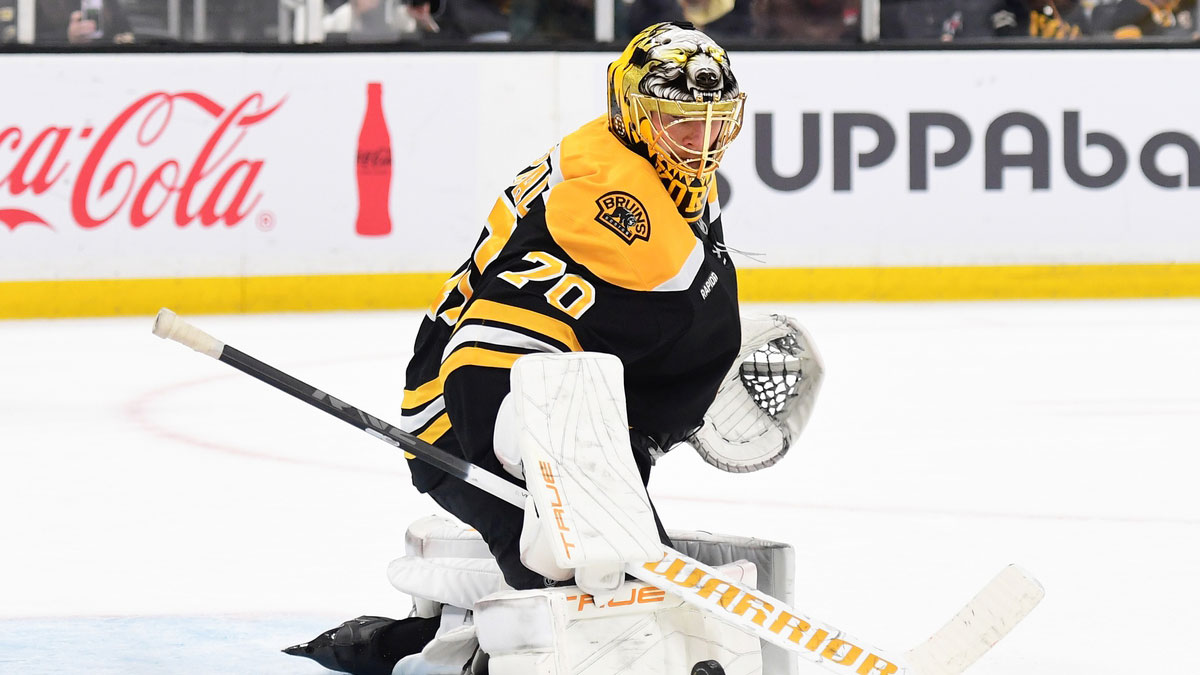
[
  {"xmin": 1, "ymin": 91, "xmax": 282, "ymax": 233},
  {"xmin": 0, "ymin": 55, "xmax": 514, "ymax": 291}
]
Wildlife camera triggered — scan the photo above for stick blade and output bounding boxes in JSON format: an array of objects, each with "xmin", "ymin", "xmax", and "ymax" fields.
[{"xmin": 904, "ymin": 565, "xmax": 1044, "ymax": 675}]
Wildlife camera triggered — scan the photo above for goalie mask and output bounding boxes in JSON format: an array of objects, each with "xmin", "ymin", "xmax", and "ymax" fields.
[{"xmin": 607, "ymin": 22, "xmax": 746, "ymax": 183}]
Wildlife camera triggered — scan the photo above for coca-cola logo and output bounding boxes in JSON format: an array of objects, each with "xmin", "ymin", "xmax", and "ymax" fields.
[
  {"xmin": 356, "ymin": 148, "xmax": 391, "ymax": 170},
  {"xmin": 0, "ymin": 91, "xmax": 285, "ymax": 231}
]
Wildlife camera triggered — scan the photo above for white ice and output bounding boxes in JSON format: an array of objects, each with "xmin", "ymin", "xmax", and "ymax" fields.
[{"xmin": 1, "ymin": 300, "xmax": 1197, "ymax": 674}]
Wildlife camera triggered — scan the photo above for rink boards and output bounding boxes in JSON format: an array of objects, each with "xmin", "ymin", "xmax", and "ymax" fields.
[{"xmin": 1, "ymin": 50, "xmax": 1198, "ymax": 316}]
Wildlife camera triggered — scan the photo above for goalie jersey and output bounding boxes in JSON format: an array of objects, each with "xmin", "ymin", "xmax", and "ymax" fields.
[{"xmin": 401, "ymin": 116, "xmax": 740, "ymax": 492}]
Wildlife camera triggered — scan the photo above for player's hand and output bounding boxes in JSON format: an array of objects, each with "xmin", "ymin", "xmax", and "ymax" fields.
[{"xmin": 68, "ymin": 11, "xmax": 97, "ymax": 43}]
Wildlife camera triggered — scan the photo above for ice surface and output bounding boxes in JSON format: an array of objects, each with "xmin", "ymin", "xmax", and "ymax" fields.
[{"xmin": 1, "ymin": 301, "xmax": 1197, "ymax": 674}]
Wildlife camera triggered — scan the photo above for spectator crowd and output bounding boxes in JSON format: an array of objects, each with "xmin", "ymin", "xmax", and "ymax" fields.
[
  {"xmin": 1, "ymin": 0, "xmax": 1195, "ymax": 44},
  {"xmin": 882, "ymin": 0, "xmax": 1196, "ymax": 39}
]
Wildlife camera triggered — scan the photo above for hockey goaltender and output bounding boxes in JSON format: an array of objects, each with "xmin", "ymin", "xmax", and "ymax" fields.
[{"xmin": 286, "ymin": 21, "xmax": 826, "ymax": 675}]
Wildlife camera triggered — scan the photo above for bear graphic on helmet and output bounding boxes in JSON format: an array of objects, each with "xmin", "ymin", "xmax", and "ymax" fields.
[{"xmin": 607, "ymin": 22, "xmax": 746, "ymax": 183}]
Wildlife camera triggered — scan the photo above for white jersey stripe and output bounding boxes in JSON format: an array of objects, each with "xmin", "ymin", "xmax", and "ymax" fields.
[
  {"xmin": 540, "ymin": 144, "xmax": 565, "ymax": 206},
  {"xmin": 652, "ymin": 239, "xmax": 706, "ymax": 292},
  {"xmin": 401, "ymin": 396, "xmax": 446, "ymax": 433},
  {"xmin": 441, "ymin": 324, "xmax": 565, "ymax": 364}
]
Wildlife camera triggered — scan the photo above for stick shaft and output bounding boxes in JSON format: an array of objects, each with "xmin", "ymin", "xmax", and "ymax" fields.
[
  {"xmin": 224, "ymin": 343, "xmax": 501, "ymax": 485},
  {"xmin": 217, "ymin": 344, "xmax": 528, "ymax": 507},
  {"xmin": 150, "ymin": 305, "xmax": 526, "ymax": 507}
]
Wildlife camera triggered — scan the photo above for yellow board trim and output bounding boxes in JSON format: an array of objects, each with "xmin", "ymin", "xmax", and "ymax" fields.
[
  {"xmin": 0, "ymin": 272, "xmax": 449, "ymax": 319},
  {"xmin": 4, "ymin": 263, "xmax": 1200, "ymax": 319},
  {"xmin": 736, "ymin": 264, "xmax": 1200, "ymax": 302}
]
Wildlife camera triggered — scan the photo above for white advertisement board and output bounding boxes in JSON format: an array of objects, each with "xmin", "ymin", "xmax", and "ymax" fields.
[
  {"xmin": 1, "ymin": 50, "xmax": 1197, "ymax": 310},
  {"xmin": 717, "ymin": 51, "xmax": 1200, "ymax": 267},
  {"xmin": 0, "ymin": 53, "xmax": 566, "ymax": 281}
]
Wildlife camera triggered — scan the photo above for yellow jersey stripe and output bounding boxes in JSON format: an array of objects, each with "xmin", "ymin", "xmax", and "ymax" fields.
[
  {"xmin": 403, "ymin": 378, "xmax": 444, "ymax": 410},
  {"xmin": 456, "ymin": 299, "xmax": 583, "ymax": 352},
  {"xmin": 473, "ymin": 199, "xmax": 518, "ymax": 273},
  {"xmin": 416, "ymin": 412, "xmax": 452, "ymax": 444},
  {"xmin": 439, "ymin": 346, "xmax": 526, "ymax": 383},
  {"xmin": 405, "ymin": 342, "xmax": 536, "ymax": 413},
  {"xmin": 426, "ymin": 269, "xmax": 467, "ymax": 318}
]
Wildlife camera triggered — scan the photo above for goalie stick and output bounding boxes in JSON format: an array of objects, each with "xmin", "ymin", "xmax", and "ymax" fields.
[{"xmin": 151, "ymin": 308, "xmax": 1043, "ymax": 675}]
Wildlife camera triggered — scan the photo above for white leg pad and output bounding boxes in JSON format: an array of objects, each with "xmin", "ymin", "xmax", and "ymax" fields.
[
  {"xmin": 476, "ymin": 562, "xmax": 764, "ymax": 675},
  {"xmin": 404, "ymin": 514, "xmax": 494, "ymax": 559},
  {"xmin": 389, "ymin": 519, "xmax": 795, "ymax": 674},
  {"xmin": 388, "ymin": 556, "xmax": 508, "ymax": 617},
  {"xmin": 388, "ymin": 515, "xmax": 509, "ymax": 617},
  {"xmin": 393, "ymin": 605, "xmax": 478, "ymax": 675},
  {"xmin": 489, "ymin": 653, "xmax": 559, "ymax": 675},
  {"xmin": 511, "ymin": 353, "xmax": 663, "ymax": 588}
]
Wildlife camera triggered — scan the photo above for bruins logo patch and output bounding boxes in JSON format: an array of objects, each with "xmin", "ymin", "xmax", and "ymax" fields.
[{"xmin": 594, "ymin": 191, "xmax": 650, "ymax": 244}]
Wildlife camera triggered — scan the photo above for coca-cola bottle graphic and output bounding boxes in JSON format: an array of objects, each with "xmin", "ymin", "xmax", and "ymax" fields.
[{"xmin": 355, "ymin": 82, "xmax": 393, "ymax": 236}]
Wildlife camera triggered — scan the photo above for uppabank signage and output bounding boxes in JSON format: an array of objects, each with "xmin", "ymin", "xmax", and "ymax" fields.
[
  {"xmin": 714, "ymin": 50, "xmax": 1200, "ymax": 270},
  {"xmin": 749, "ymin": 110, "xmax": 1199, "ymax": 194}
]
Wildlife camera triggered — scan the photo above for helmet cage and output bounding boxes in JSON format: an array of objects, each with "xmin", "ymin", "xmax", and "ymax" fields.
[{"xmin": 630, "ymin": 92, "xmax": 746, "ymax": 181}]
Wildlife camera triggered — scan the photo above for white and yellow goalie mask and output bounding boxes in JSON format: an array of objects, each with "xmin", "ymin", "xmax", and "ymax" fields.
[{"xmin": 607, "ymin": 22, "xmax": 746, "ymax": 182}]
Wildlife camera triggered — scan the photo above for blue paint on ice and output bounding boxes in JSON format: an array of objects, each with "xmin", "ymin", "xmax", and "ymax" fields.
[{"xmin": 0, "ymin": 616, "xmax": 346, "ymax": 675}]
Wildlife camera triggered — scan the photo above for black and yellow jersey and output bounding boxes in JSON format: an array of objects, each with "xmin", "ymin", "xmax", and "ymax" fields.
[{"xmin": 401, "ymin": 116, "xmax": 741, "ymax": 492}]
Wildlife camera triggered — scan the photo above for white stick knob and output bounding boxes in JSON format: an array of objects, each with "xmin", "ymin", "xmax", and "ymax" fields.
[{"xmin": 152, "ymin": 308, "xmax": 225, "ymax": 359}]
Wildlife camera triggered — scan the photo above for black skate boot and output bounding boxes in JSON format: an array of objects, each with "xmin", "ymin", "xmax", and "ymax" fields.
[
  {"xmin": 692, "ymin": 660, "xmax": 726, "ymax": 675},
  {"xmin": 283, "ymin": 615, "xmax": 440, "ymax": 675}
]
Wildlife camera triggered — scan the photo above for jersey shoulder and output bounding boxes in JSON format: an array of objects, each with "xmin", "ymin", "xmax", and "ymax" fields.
[{"xmin": 543, "ymin": 117, "xmax": 702, "ymax": 293}]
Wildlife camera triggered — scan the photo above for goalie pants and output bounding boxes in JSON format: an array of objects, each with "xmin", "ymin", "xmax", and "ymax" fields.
[{"xmin": 423, "ymin": 435, "xmax": 672, "ymax": 590}]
